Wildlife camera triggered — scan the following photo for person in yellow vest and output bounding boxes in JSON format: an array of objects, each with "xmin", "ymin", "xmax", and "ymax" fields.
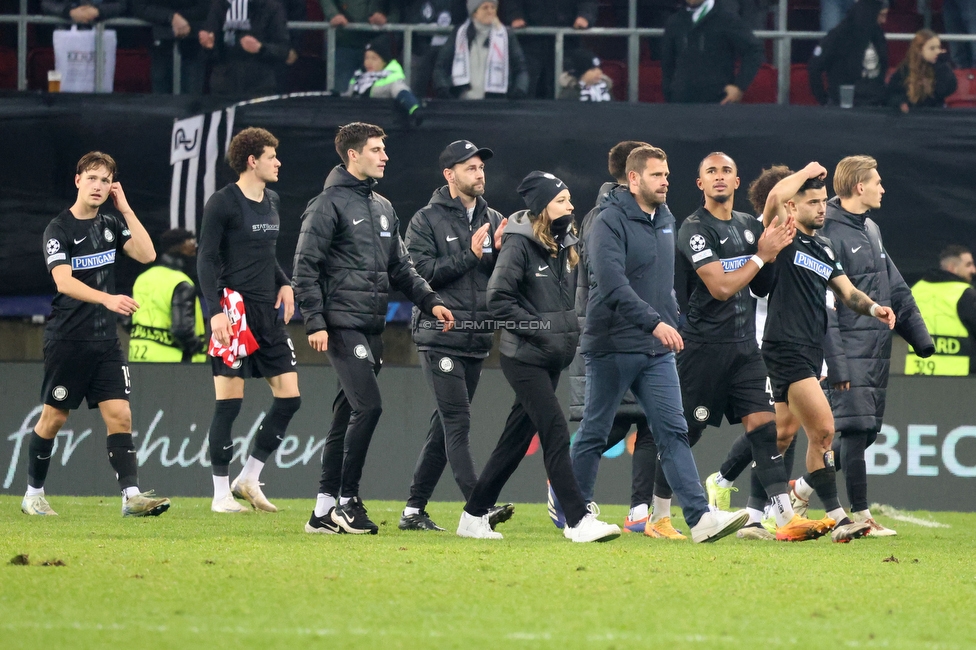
[
  {"xmin": 128, "ymin": 228, "xmax": 207, "ymax": 363},
  {"xmin": 906, "ymin": 245, "xmax": 976, "ymax": 375}
]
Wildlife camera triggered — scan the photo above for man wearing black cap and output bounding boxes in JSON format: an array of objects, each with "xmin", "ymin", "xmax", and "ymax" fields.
[
  {"xmin": 129, "ymin": 228, "xmax": 207, "ymax": 363},
  {"xmin": 398, "ymin": 140, "xmax": 510, "ymax": 531},
  {"xmin": 558, "ymin": 49, "xmax": 612, "ymax": 101}
]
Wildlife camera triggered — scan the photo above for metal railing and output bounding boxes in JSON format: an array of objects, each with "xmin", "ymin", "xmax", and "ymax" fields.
[{"xmin": 3, "ymin": 0, "xmax": 976, "ymax": 104}]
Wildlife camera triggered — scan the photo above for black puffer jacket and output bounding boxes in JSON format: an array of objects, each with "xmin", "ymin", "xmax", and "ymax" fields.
[
  {"xmin": 568, "ymin": 182, "xmax": 644, "ymax": 421},
  {"xmin": 293, "ymin": 165, "xmax": 442, "ymax": 335},
  {"xmin": 821, "ymin": 197, "xmax": 933, "ymax": 431},
  {"xmin": 807, "ymin": 0, "xmax": 889, "ymax": 106},
  {"xmin": 405, "ymin": 186, "xmax": 504, "ymax": 357},
  {"xmin": 487, "ymin": 210, "xmax": 579, "ymax": 371}
]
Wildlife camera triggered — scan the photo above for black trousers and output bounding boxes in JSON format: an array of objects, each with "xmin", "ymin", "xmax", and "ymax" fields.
[
  {"xmin": 465, "ymin": 356, "xmax": 588, "ymax": 527},
  {"xmin": 603, "ymin": 415, "xmax": 659, "ymax": 508},
  {"xmin": 406, "ymin": 351, "xmax": 483, "ymax": 509},
  {"xmin": 318, "ymin": 329, "xmax": 383, "ymax": 498},
  {"xmin": 833, "ymin": 428, "xmax": 878, "ymax": 513}
]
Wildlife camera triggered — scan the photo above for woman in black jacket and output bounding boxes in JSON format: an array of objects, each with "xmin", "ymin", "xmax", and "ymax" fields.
[
  {"xmin": 887, "ymin": 29, "xmax": 958, "ymax": 112},
  {"xmin": 456, "ymin": 171, "xmax": 620, "ymax": 543},
  {"xmin": 808, "ymin": 0, "xmax": 889, "ymax": 106}
]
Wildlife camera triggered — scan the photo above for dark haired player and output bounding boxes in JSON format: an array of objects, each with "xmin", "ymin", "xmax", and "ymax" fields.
[
  {"xmin": 26, "ymin": 151, "xmax": 171, "ymax": 517},
  {"xmin": 198, "ymin": 127, "xmax": 301, "ymax": 514},
  {"xmin": 293, "ymin": 122, "xmax": 454, "ymax": 535},
  {"xmin": 758, "ymin": 164, "xmax": 895, "ymax": 542},
  {"xmin": 676, "ymin": 153, "xmax": 830, "ymax": 542}
]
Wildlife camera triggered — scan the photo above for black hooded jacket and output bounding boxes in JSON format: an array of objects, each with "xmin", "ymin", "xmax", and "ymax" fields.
[
  {"xmin": 808, "ymin": 0, "xmax": 889, "ymax": 106},
  {"xmin": 292, "ymin": 165, "xmax": 443, "ymax": 335},
  {"xmin": 821, "ymin": 196, "xmax": 933, "ymax": 432},
  {"xmin": 487, "ymin": 210, "xmax": 580, "ymax": 371},
  {"xmin": 405, "ymin": 186, "xmax": 505, "ymax": 358}
]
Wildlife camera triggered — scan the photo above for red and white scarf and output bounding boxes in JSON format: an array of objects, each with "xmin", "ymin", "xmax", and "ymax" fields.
[{"xmin": 208, "ymin": 289, "xmax": 260, "ymax": 366}]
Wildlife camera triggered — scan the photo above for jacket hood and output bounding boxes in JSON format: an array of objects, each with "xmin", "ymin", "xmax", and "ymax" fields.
[
  {"xmin": 826, "ymin": 195, "xmax": 869, "ymax": 229},
  {"xmin": 505, "ymin": 209, "xmax": 579, "ymax": 250},
  {"xmin": 594, "ymin": 181, "xmax": 619, "ymax": 209},
  {"xmin": 428, "ymin": 185, "xmax": 488, "ymax": 216},
  {"xmin": 600, "ymin": 185, "xmax": 674, "ymax": 224},
  {"xmin": 324, "ymin": 165, "xmax": 376, "ymax": 194}
]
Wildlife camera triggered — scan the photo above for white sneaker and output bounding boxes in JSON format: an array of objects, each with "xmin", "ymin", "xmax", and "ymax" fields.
[
  {"xmin": 457, "ymin": 511, "xmax": 503, "ymax": 539},
  {"xmin": 22, "ymin": 494, "xmax": 57, "ymax": 516},
  {"xmin": 852, "ymin": 511, "xmax": 897, "ymax": 537},
  {"xmin": 564, "ymin": 503, "xmax": 621, "ymax": 543},
  {"xmin": 691, "ymin": 509, "xmax": 749, "ymax": 543},
  {"xmin": 231, "ymin": 476, "xmax": 278, "ymax": 512},
  {"xmin": 212, "ymin": 494, "xmax": 251, "ymax": 513}
]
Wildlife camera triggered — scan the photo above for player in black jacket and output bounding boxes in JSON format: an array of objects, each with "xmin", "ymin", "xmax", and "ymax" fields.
[
  {"xmin": 25, "ymin": 151, "xmax": 171, "ymax": 518},
  {"xmin": 293, "ymin": 122, "xmax": 454, "ymax": 535},
  {"xmin": 457, "ymin": 171, "xmax": 620, "ymax": 543},
  {"xmin": 399, "ymin": 140, "xmax": 513, "ymax": 532}
]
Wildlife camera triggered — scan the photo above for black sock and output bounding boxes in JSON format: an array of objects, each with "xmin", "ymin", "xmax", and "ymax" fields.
[
  {"xmin": 784, "ymin": 436, "xmax": 797, "ymax": 478},
  {"xmin": 653, "ymin": 454, "xmax": 672, "ymax": 500},
  {"xmin": 27, "ymin": 432, "xmax": 56, "ymax": 490},
  {"xmin": 832, "ymin": 436, "xmax": 843, "ymax": 472},
  {"xmin": 841, "ymin": 430, "xmax": 871, "ymax": 512},
  {"xmin": 747, "ymin": 421, "xmax": 788, "ymax": 498},
  {"xmin": 747, "ymin": 468, "xmax": 767, "ymax": 511},
  {"xmin": 209, "ymin": 398, "xmax": 242, "ymax": 477},
  {"xmin": 807, "ymin": 466, "xmax": 841, "ymax": 512},
  {"xmin": 251, "ymin": 396, "xmax": 301, "ymax": 463},
  {"xmin": 107, "ymin": 433, "xmax": 138, "ymax": 491},
  {"xmin": 719, "ymin": 433, "xmax": 754, "ymax": 482}
]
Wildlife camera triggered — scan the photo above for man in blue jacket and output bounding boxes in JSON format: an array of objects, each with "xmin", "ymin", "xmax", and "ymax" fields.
[{"xmin": 570, "ymin": 145, "xmax": 748, "ymax": 543}]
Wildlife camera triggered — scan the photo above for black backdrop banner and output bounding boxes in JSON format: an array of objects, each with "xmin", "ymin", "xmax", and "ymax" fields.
[{"xmin": 2, "ymin": 93, "xmax": 976, "ymax": 296}]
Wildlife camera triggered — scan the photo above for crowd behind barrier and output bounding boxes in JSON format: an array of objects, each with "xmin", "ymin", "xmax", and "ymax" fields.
[{"xmin": 2, "ymin": 0, "xmax": 976, "ymax": 104}]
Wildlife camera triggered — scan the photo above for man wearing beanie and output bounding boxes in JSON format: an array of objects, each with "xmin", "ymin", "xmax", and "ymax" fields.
[
  {"xmin": 129, "ymin": 228, "xmax": 207, "ymax": 363},
  {"xmin": 434, "ymin": 0, "xmax": 529, "ymax": 99},
  {"xmin": 558, "ymin": 48, "xmax": 612, "ymax": 101},
  {"xmin": 398, "ymin": 140, "xmax": 513, "ymax": 532},
  {"xmin": 571, "ymin": 145, "xmax": 749, "ymax": 543},
  {"xmin": 458, "ymin": 170, "xmax": 620, "ymax": 543},
  {"xmin": 344, "ymin": 35, "xmax": 424, "ymax": 126}
]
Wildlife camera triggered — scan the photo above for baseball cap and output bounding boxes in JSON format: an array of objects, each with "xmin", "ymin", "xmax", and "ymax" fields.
[{"xmin": 439, "ymin": 140, "xmax": 494, "ymax": 169}]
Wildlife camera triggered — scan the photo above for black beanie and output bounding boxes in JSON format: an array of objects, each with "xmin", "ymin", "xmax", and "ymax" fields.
[
  {"xmin": 565, "ymin": 49, "xmax": 601, "ymax": 78},
  {"xmin": 365, "ymin": 36, "xmax": 394, "ymax": 65},
  {"xmin": 517, "ymin": 171, "xmax": 568, "ymax": 216}
]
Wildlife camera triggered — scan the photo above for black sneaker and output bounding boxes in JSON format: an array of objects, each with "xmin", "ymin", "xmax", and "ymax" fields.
[
  {"xmin": 331, "ymin": 497, "xmax": 379, "ymax": 535},
  {"xmin": 487, "ymin": 503, "xmax": 515, "ymax": 530},
  {"xmin": 305, "ymin": 508, "xmax": 343, "ymax": 534},
  {"xmin": 398, "ymin": 510, "xmax": 445, "ymax": 531}
]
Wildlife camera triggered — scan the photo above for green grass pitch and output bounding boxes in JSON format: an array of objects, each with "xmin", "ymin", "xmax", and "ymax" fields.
[{"xmin": 2, "ymin": 497, "xmax": 975, "ymax": 649}]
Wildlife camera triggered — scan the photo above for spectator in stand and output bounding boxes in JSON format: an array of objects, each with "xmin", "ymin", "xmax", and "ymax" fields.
[
  {"xmin": 820, "ymin": 0, "xmax": 854, "ymax": 32},
  {"xmin": 344, "ymin": 36, "xmax": 425, "ymax": 124},
  {"xmin": 558, "ymin": 48, "xmax": 612, "ymax": 101},
  {"xmin": 661, "ymin": 0, "xmax": 763, "ymax": 104},
  {"xmin": 132, "ymin": 0, "xmax": 210, "ymax": 94},
  {"xmin": 434, "ymin": 0, "xmax": 529, "ymax": 99},
  {"xmin": 399, "ymin": 0, "xmax": 456, "ymax": 98},
  {"xmin": 276, "ymin": 0, "xmax": 308, "ymax": 93},
  {"xmin": 42, "ymin": 0, "xmax": 126, "ymax": 25},
  {"xmin": 723, "ymin": 0, "xmax": 770, "ymax": 31},
  {"xmin": 503, "ymin": 0, "xmax": 596, "ymax": 99},
  {"xmin": 319, "ymin": 0, "xmax": 390, "ymax": 93},
  {"xmin": 198, "ymin": 0, "xmax": 289, "ymax": 97},
  {"xmin": 943, "ymin": 0, "xmax": 976, "ymax": 68},
  {"xmin": 887, "ymin": 30, "xmax": 958, "ymax": 112},
  {"xmin": 808, "ymin": 0, "xmax": 889, "ymax": 107}
]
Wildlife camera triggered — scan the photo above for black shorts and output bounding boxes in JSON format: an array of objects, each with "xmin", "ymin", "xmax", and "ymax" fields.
[
  {"xmin": 761, "ymin": 341, "xmax": 824, "ymax": 403},
  {"xmin": 211, "ymin": 302, "xmax": 297, "ymax": 379},
  {"xmin": 41, "ymin": 339, "xmax": 129, "ymax": 410},
  {"xmin": 678, "ymin": 339, "xmax": 774, "ymax": 428}
]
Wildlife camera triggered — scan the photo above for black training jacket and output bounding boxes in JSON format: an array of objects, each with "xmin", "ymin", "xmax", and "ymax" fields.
[
  {"xmin": 821, "ymin": 197, "xmax": 933, "ymax": 431},
  {"xmin": 487, "ymin": 210, "xmax": 579, "ymax": 371},
  {"xmin": 405, "ymin": 186, "xmax": 504, "ymax": 358},
  {"xmin": 293, "ymin": 165, "xmax": 442, "ymax": 335}
]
